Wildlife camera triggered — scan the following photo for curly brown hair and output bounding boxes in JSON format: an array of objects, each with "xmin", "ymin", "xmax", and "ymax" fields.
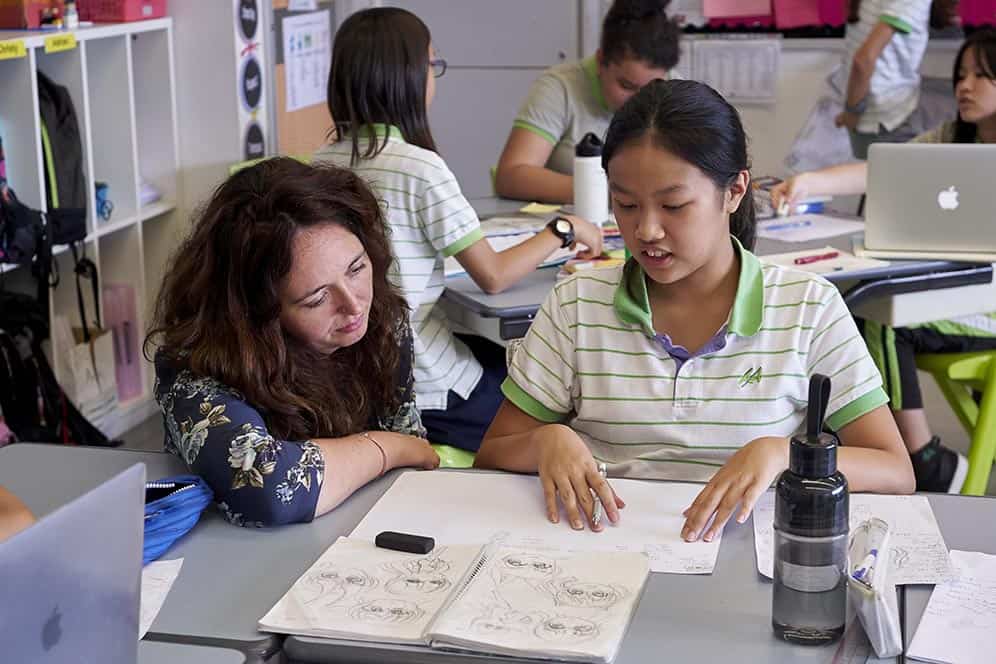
[{"xmin": 145, "ymin": 157, "xmax": 409, "ymax": 440}]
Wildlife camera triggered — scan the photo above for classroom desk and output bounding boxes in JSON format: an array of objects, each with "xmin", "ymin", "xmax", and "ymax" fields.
[
  {"xmin": 443, "ymin": 198, "xmax": 994, "ymax": 346},
  {"xmin": 140, "ymin": 641, "xmax": 246, "ymax": 664},
  {"xmin": 902, "ymin": 493, "xmax": 996, "ymax": 658}
]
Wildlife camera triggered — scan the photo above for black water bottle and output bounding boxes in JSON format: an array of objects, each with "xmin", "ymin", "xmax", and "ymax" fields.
[{"xmin": 772, "ymin": 374, "xmax": 849, "ymax": 645}]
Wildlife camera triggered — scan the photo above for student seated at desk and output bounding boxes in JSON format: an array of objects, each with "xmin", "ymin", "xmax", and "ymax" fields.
[
  {"xmin": 145, "ymin": 159, "xmax": 439, "ymax": 527},
  {"xmin": 315, "ymin": 8, "xmax": 602, "ymax": 452},
  {"xmin": 494, "ymin": 0, "xmax": 681, "ymax": 204},
  {"xmin": 771, "ymin": 29, "xmax": 996, "ymax": 493},
  {"xmin": 476, "ymin": 80, "xmax": 914, "ymax": 541},
  {"xmin": 0, "ymin": 485, "xmax": 34, "ymax": 543}
]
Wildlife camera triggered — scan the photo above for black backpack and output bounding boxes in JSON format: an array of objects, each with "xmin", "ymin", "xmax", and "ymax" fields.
[
  {"xmin": 37, "ymin": 71, "xmax": 87, "ymax": 247},
  {"xmin": 0, "ymin": 290, "xmax": 118, "ymax": 447}
]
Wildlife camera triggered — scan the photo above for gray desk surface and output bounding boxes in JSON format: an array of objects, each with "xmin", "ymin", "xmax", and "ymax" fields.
[
  {"xmin": 0, "ymin": 443, "xmax": 404, "ymax": 662},
  {"xmin": 140, "ymin": 641, "xmax": 246, "ymax": 664},
  {"xmin": 449, "ymin": 197, "xmax": 973, "ymax": 319},
  {"xmin": 903, "ymin": 493, "xmax": 996, "ymax": 655}
]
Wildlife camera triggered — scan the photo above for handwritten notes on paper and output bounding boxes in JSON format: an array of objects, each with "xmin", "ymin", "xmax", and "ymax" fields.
[
  {"xmin": 140, "ymin": 558, "xmax": 183, "ymax": 638},
  {"xmin": 690, "ymin": 37, "xmax": 780, "ymax": 105},
  {"xmin": 754, "ymin": 493, "xmax": 954, "ymax": 585},
  {"xmin": 908, "ymin": 550, "xmax": 996, "ymax": 664},
  {"xmin": 350, "ymin": 471, "xmax": 722, "ymax": 575}
]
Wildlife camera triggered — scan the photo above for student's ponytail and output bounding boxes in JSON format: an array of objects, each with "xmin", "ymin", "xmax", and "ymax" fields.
[
  {"xmin": 601, "ymin": 0, "xmax": 680, "ymax": 70},
  {"xmin": 602, "ymin": 79, "xmax": 756, "ymax": 250}
]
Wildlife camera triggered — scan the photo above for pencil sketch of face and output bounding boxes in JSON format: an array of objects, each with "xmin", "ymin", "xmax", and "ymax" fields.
[
  {"xmin": 304, "ymin": 566, "xmax": 377, "ymax": 605},
  {"xmin": 348, "ymin": 598, "xmax": 424, "ymax": 624},
  {"xmin": 554, "ymin": 579, "xmax": 623, "ymax": 609},
  {"xmin": 469, "ymin": 607, "xmax": 539, "ymax": 636},
  {"xmin": 499, "ymin": 553, "xmax": 557, "ymax": 580},
  {"xmin": 534, "ymin": 615, "xmax": 599, "ymax": 643}
]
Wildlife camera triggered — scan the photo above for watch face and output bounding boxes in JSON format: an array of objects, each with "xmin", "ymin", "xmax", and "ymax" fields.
[{"xmin": 555, "ymin": 218, "xmax": 572, "ymax": 234}]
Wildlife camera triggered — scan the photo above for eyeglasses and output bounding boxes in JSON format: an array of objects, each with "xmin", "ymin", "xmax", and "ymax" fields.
[{"xmin": 430, "ymin": 57, "xmax": 447, "ymax": 79}]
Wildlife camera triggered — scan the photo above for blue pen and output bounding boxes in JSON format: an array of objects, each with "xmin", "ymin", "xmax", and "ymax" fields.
[{"xmin": 764, "ymin": 219, "xmax": 813, "ymax": 232}]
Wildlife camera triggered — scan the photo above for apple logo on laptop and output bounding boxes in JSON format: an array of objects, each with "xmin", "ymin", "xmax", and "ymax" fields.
[
  {"xmin": 41, "ymin": 606, "xmax": 62, "ymax": 651},
  {"xmin": 937, "ymin": 186, "xmax": 960, "ymax": 211}
]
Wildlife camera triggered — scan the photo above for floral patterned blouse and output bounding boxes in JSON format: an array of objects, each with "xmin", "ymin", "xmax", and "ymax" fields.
[{"xmin": 153, "ymin": 327, "xmax": 424, "ymax": 528}]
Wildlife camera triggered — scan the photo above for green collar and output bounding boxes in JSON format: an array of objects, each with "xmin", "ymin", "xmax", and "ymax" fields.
[
  {"xmin": 581, "ymin": 55, "xmax": 609, "ymax": 112},
  {"xmin": 363, "ymin": 124, "xmax": 405, "ymax": 142},
  {"xmin": 613, "ymin": 236, "xmax": 764, "ymax": 338}
]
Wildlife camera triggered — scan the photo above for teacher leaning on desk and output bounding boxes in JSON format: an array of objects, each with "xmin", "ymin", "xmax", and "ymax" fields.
[{"xmin": 144, "ymin": 158, "xmax": 439, "ymax": 528}]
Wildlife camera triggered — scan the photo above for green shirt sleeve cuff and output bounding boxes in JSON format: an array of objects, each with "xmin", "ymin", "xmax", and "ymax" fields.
[
  {"xmin": 826, "ymin": 387, "xmax": 889, "ymax": 432},
  {"xmin": 880, "ymin": 15, "xmax": 912, "ymax": 34},
  {"xmin": 512, "ymin": 119, "xmax": 559, "ymax": 146},
  {"xmin": 501, "ymin": 377, "xmax": 567, "ymax": 423},
  {"xmin": 442, "ymin": 228, "xmax": 484, "ymax": 258}
]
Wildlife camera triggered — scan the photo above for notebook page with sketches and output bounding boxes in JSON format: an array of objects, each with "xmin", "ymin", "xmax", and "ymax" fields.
[
  {"xmin": 259, "ymin": 537, "xmax": 484, "ymax": 644},
  {"xmin": 753, "ymin": 493, "xmax": 954, "ymax": 585},
  {"xmin": 427, "ymin": 545, "xmax": 649, "ymax": 663},
  {"xmin": 350, "ymin": 471, "xmax": 722, "ymax": 575},
  {"xmin": 907, "ymin": 550, "xmax": 996, "ymax": 664},
  {"xmin": 756, "ymin": 214, "xmax": 864, "ymax": 242},
  {"xmin": 762, "ymin": 246, "xmax": 889, "ymax": 276}
]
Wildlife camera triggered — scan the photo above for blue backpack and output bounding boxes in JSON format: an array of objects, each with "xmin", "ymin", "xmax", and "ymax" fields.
[{"xmin": 144, "ymin": 475, "xmax": 214, "ymax": 565}]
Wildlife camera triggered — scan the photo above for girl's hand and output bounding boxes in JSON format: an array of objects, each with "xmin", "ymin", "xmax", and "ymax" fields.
[
  {"xmin": 380, "ymin": 433, "xmax": 440, "ymax": 471},
  {"xmin": 681, "ymin": 437, "xmax": 789, "ymax": 542},
  {"xmin": 566, "ymin": 215, "xmax": 604, "ymax": 260},
  {"xmin": 535, "ymin": 424, "xmax": 624, "ymax": 531},
  {"xmin": 769, "ymin": 175, "xmax": 811, "ymax": 215}
]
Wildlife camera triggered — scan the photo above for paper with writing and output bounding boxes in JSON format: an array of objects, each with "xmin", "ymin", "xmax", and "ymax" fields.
[{"xmin": 140, "ymin": 558, "xmax": 183, "ymax": 638}]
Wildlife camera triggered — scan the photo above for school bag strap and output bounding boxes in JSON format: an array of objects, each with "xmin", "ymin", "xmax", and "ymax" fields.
[{"xmin": 143, "ymin": 474, "xmax": 214, "ymax": 565}]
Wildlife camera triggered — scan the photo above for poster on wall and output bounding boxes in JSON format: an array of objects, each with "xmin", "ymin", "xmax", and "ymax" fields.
[
  {"xmin": 235, "ymin": 0, "xmax": 268, "ymax": 160},
  {"xmin": 282, "ymin": 9, "xmax": 331, "ymax": 112}
]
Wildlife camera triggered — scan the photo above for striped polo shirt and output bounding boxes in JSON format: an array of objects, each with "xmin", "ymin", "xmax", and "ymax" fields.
[
  {"xmin": 314, "ymin": 126, "xmax": 484, "ymax": 411},
  {"xmin": 502, "ymin": 239, "xmax": 889, "ymax": 481},
  {"xmin": 832, "ymin": 0, "xmax": 932, "ymax": 133}
]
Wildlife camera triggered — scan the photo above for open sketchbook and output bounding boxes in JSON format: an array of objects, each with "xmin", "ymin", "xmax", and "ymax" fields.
[{"xmin": 260, "ymin": 537, "xmax": 649, "ymax": 663}]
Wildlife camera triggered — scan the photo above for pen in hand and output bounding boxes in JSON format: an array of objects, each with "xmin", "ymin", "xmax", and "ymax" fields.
[{"xmin": 592, "ymin": 462, "xmax": 607, "ymax": 528}]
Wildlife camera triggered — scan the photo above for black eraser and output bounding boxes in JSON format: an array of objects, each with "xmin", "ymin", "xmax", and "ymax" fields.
[{"xmin": 375, "ymin": 531, "xmax": 435, "ymax": 554}]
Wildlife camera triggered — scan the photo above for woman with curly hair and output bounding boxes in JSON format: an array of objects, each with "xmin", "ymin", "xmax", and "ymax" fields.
[{"xmin": 145, "ymin": 158, "xmax": 438, "ymax": 527}]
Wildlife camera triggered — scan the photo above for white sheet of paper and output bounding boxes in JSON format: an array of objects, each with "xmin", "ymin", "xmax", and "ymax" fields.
[
  {"xmin": 762, "ymin": 245, "xmax": 889, "ymax": 276},
  {"xmin": 756, "ymin": 214, "xmax": 865, "ymax": 243},
  {"xmin": 908, "ymin": 550, "xmax": 996, "ymax": 664},
  {"xmin": 288, "ymin": 0, "xmax": 318, "ymax": 10},
  {"xmin": 140, "ymin": 558, "xmax": 183, "ymax": 638},
  {"xmin": 350, "ymin": 472, "xmax": 721, "ymax": 575},
  {"xmin": 444, "ymin": 233, "xmax": 575, "ymax": 277},
  {"xmin": 690, "ymin": 38, "xmax": 780, "ymax": 105},
  {"xmin": 259, "ymin": 537, "xmax": 483, "ymax": 643},
  {"xmin": 753, "ymin": 493, "xmax": 954, "ymax": 585},
  {"xmin": 428, "ymin": 545, "xmax": 649, "ymax": 663},
  {"xmin": 282, "ymin": 10, "xmax": 331, "ymax": 112}
]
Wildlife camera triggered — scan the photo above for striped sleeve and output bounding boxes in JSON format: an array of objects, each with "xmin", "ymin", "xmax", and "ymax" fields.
[
  {"xmin": 502, "ymin": 283, "xmax": 577, "ymax": 423},
  {"xmin": 879, "ymin": 0, "xmax": 931, "ymax": 33},
  {"xmin": 513, "ymin": 70, "xmax": 569, "ymax": 146},
  {"xmin": 416, "ymin": 160, "xmax": 482, "ymax": 257},
  {"xmin": 805, "ymin": 289, "xmax": 888, "ymax": 431}
]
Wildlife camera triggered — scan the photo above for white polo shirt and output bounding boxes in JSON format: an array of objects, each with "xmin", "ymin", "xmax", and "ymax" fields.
[
  {"xmin": 503, "ymin": 240, "xmax": 888, "ymax": 481},
  {"xmin": 314, "ymin": 126, "xmax": 484, "ymax": 411}
]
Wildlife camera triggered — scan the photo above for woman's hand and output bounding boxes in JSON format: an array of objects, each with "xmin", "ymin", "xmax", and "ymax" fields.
[
  {"xmin": 379, "ymin": 433, "xmax": 440, "ymax": 471},
  {"xmin": 536, "ymin": 424, "xmax": 623, "ymax": 531},
  {"xmin": 681, "ymin": 436, "xmax": 789, "ymax": 543},
  {"xmin": 566, "ymin": 215, "xmax": 604, "ymax": 260}
]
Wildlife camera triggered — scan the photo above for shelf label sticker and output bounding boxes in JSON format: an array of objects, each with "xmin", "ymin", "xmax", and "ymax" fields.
[
  {"xmin": 44, "ymin": 33, "xmax": 77, "ymax": 54},
  {"xmin": 0, "ymin": 39, "xmax": 27, "ymax": 60}
]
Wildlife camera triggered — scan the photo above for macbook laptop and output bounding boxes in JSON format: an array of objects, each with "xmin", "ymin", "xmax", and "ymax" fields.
[
  {"xmin": 0, "ymin": 463, "xmax": 145, "ymax": 664},
  {"xmin": 861, "ymin": 143, "xmax": 996, "ymax": 261}
]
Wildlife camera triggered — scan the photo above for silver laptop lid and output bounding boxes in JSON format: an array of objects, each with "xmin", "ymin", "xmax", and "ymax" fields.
[
  {"xmin": 0, "ymin": 464, "xmax": 145, "ymax": 664},
  {"xmin": 865, "ymin": 143, "xmax": 996, "ymax": 254}
]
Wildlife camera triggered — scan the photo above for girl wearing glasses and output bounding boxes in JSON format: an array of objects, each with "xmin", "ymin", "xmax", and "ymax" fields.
[
  {"xmin": 316, "ymin": 8, "xmax": 603, "ymax": 452},
  {"xmin": 494, "ymin": 0, "xmax": 682, "ymax": 204}
]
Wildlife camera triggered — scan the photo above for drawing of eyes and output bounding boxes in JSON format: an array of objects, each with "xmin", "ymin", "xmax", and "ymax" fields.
[
  {"xmin": 535, "ymin": 616, "xmax": 598, "ymax": 642},
  {"xmin": 556, "ymin": 581, "xmax": 619, "ymax": 608},
  {"xmin": 500, "ymin": 554, "xmax": 556, "ymax": 578},
  {"xmin": 386, "ymin": 573, "xmax": 450, "ymax": 595},
  {"xmin": 349, "ymin": 599, "xmax": 424, "ymax": 624}
]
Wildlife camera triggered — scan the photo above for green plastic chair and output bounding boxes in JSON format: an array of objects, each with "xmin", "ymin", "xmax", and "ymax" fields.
[
  {"xmin": 916, "ymin": 351, "xmax": 996, "ymax": 495},
  {"xmin": 431, "ymin": 444, "xmax": 476, "ymax": 469}
]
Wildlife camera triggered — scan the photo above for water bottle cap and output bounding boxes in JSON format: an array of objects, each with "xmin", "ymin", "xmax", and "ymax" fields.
[
  {"xmin": 789, "ymin": 432, "xmax": 838, "ymax": 477},
  {"xmin": 576, "ymin": 132, "xmax": 603, "ymax": 157}
]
